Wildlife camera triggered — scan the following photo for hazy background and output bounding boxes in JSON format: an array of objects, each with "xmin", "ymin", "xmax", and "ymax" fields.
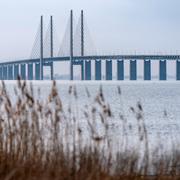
[{"xmin": 0, "ymin": 0, "xmax": 180, "ymax": 78}]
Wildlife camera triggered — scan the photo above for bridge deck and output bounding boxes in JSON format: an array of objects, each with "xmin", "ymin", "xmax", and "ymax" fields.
[{"xmin": 0, "ymin": 55, "xmax": 180, "ymax": 66}]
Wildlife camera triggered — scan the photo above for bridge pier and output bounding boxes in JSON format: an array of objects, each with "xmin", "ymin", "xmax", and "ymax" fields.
[
  {"xmin": 20, "ymin": 64, "xmax": 26, "ymax": 80},
  {"xmin": 14, "ymin": 64, "xmax": 19, "ymax": 80},
  {"xmin": 85, "ymin": 60, "xmax": 91, "ymax": 80},
  {"xmin": 70, "ymin": 62, "xmax": 73, "ymax": 80},
  {"xmin": 35, "ymin": 63, "xmax": 40, "ymax": 80},
  {"xmin": 81, "ymin": 60, "xmax": 84, "ymax": 80},
  {"xmin": 8, "ymin": 65, "xmax": 13, "ymax": 80},
  {"xmin": 130, "ymin": 60, "xmax": 137, "ymax": 80},
  {"xmin": 7, "ymin": 66, "xmax": 11, "ymax": 80},
  {"xmin": 0, "ymin": 66, "xmax": 2, "ymax": 80},
  {"xmin": 50, "ymin": 62, "xmax": 54, "ymax": 80},
  {"xmin": 106, "ymin": 60, "xmax": 112, "ymax": 80},
  {"xmin": 117, "ymin": 60, "xmax": 124, "ymax": 80},
  {"xmin": 159, "ymin": 60, "xmax": 166, "ymax": 80},
  {"xmin": 144, "ymin": 60, "xmax": 151, "ymax": 80},
  {"xmin": 176, "ymin": 60, "xmax": 180, "ymax": 80},
  {"xmin": 1, "ymin": 66, "xmax": 4, "ymax": 80},
  {"xmin": 95, "ymin": 60, "xmax": 101, "ymax": 80},
  {"xmin": 28, "ymin": 64, "xmax": 33, "ymax": 80},
  {"xmin": 3, "ymin": 65, "xmax": 8, "ymax": 80},
  {"xmin": 5, "ymin": 66, "xmax": 8, "ymax": 80}
]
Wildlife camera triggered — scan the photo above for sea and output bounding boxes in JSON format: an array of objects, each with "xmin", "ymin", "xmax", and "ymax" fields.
[{"xmin": 3, "ymin": 80, "xmax": 180, "ymax": 154}]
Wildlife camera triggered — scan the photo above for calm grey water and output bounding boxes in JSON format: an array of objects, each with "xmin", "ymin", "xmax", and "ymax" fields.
[{"xmin": 4, "ymin": 81, "xmax": 180, "ymax": 150}]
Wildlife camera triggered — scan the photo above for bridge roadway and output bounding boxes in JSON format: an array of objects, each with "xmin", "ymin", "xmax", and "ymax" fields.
[{"xmin": 0, "ymin": 55, "xmax": 180, "ymax": 65}]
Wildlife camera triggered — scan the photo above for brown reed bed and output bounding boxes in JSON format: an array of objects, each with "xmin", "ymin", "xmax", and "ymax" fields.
[{"xmin": 0, "ymin": 77, "xmax": 179, "ymax": 179}]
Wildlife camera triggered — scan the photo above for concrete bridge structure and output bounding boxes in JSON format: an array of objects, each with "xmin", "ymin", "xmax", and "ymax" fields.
[{"xmin": 0, "ymin": 10, "xmax": 179, "ymax": 81}]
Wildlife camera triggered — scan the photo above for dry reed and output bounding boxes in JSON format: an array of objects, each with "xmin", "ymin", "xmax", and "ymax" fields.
[{"xmin": 0, "ymin": 77, "xmax": 179, "ymax": 179}]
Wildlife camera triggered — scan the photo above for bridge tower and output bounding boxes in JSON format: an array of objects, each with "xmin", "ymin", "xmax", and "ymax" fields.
[
  {"xmin": 70, "ymin": 10, "xmax": 73, "ymax": 80},
  {"xmin": 81, "ymin": 10, "xmax": 85, "ymax": 80},
  {"xmin": 82, "ymin": 11, "xmax": 91, "ymax": 80},
  {"xmin": 40, "ymin": 16, "xmax": 44, "ymax": 80},
  {"xmin": 50, "ymin": 16, "xmax": 54, "ymax": 80}
]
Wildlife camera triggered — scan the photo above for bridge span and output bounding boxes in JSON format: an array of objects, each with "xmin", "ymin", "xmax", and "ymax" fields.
[{"xmin": 0, "ymin": 10, "xmax": 179, "ymax": 81}]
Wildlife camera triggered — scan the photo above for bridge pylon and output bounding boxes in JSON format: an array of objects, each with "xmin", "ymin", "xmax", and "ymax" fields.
[
  {"xmin": 70, "ymin": 10, "xmax": 73, "ymax": 80},
  {"xmin": 50, "ymin": 16, "xmax": 54, "ymax": 80},
  {"xmin": 40, "ymin": 16, "xmax": 44, "ymax": 80},
  {"xmin": 70, "ymin": 10, "xmax": 85, "ymax": 80}
]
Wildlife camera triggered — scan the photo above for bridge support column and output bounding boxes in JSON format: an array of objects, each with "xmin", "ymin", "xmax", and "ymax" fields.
[
  {"xmin": 8, "ymin": 65, "xmax": 13, "ymax": 80},
  {"xmin": 81, "ymin": 60, "xmax": 84, "ymax": 80},
  {"xmin": 144, "ymin": 60, "xmax": 151, "ymax": 80},
  {"xmin": 85, "ymin": 60, "xmax": 91, "ymax": 80},
  {"xmin": 7, "ymin": 65, "xmax": 10, "ymax": 80},
  {"xmin": 14, "ymin": 64, "xmax": 19, "ymax": 80},
  {"xmin": 106, "ymin": 60, "xmax": 112, "ymax": 80},
  {"xmin": 28, "ymin": 64, "xmax": 33, "ymax": 80},
  {"xmin": 176, "ymin": 60, "xmax": 180, "ymax": 80},
  {"xmin": 35, "ymin": 63, "xmax": 40, "ymax": 80},
  {"xmin": 2, "ymin": 66, "xmax": 4, "ymax": 80},
  {"xmin": 70, "ymin": 63, "xmax": 74, "ymax": 80},
  {"xmin": 95, "ymin": 60, "xmax": 101, "ymax": 80},
  {"xmin": 3, "ymin": 66, "xmax": 8, "ymax": 80},
  {"xmin": 0, "ymin": 66, "xmax": 2, "ymax": 80},
  {"xmin": 50, "ymin": 62, "xmax": 54, "ymax": 80},
  {"xmin": 20, "ymin": 64, "xmax": 26, "ymax": 80},
  {"xmin": 117, "ymin": 60, "xmax": 124, "ymax": 80},
  {"xmin": 5, "ymin": 66, "xmax": 8, "ymax": 80},
  {"xmin": 130, "ymin": 60, "xmax": 137, "ymax": 80},
  {"xmin": 159, "ymin": 60, "xmax": 166, "ymax": 80}
]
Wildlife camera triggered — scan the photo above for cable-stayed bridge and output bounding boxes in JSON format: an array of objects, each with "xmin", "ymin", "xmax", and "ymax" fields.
[{"xmin": 0, "ymin": 10, "xmax": 180, "ymax": 81}]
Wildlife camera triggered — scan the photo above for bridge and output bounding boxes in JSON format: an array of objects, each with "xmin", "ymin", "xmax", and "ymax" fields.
[{"xmin": 0, "ymin": 10, "xmax": 180, "ymax": 81}]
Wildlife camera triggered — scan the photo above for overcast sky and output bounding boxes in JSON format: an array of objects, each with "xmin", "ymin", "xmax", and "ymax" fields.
[{"xmin": 0, "ymin": 0, "xmax": 179, "ymax": 76}]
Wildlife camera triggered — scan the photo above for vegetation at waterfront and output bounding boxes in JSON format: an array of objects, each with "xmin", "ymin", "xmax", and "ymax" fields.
[{"xmin": 0, "ymin": 78, "xmax": 179, "ymax": 179}]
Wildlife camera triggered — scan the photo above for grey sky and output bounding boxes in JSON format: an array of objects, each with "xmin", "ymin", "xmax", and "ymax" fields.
[{"xmin": 0, "ymin": 0, "xmax": 179, "ymax": 77}]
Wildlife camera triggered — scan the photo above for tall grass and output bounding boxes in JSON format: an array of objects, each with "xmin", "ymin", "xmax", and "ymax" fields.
[{"xmin": 0, "ymin": 78, "xmax": 179, "ymax": 179}]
